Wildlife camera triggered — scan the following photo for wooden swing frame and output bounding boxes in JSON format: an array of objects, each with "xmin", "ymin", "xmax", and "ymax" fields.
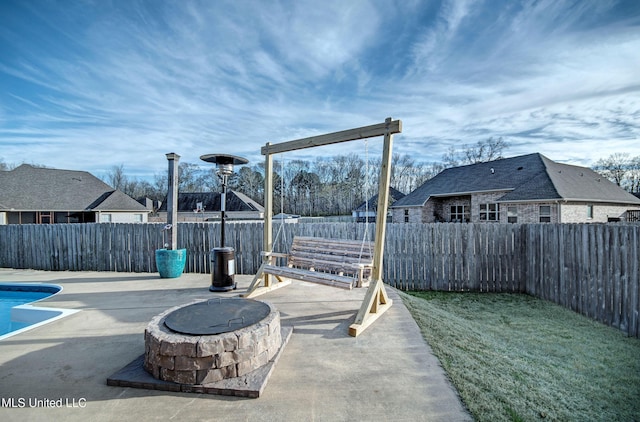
[{"xmin": 242, "ymin": 117, "xmax": 402, "ymax": 337}]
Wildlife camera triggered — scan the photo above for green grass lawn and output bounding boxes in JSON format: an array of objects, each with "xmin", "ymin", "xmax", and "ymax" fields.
[{"xmin": 400, "ymin": 291, "xmax": 640, "ymax": 422}]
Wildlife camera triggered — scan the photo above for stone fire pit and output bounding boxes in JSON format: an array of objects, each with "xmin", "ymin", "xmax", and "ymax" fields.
[
  {"xmin": 144, "ymin": 298, "xmax": 281, "ymax": 384},
  {"xmin": 108, "ymin": 298, "xmax": 291, "ymax": 398}
]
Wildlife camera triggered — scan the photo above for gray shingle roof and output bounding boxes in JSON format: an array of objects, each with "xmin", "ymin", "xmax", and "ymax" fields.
[
  {"xmin": 392, "ymin": 153, "xmax": 640, "ymax": 207},
  {"xmin": 354, "ymin": 187, "xmax": 405, "ymax": 212},
  {"xmin": 537, "ymin": 155, "xmax": 638, "ymax": 203},
  {"xmin": 158, "ymin": 191, "xmax": 264, "ymax": 212},
  {"xmin": 0, "ymin": 164, "xmax": 148, "ymax": 212}
]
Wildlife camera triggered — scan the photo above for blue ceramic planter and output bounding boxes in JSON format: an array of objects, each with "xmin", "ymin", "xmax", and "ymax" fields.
[{"xmin": 155, "ymin": 248, "xmax": 187, "ymax": 278}]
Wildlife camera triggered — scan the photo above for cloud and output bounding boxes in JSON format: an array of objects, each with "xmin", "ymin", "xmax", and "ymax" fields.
[
  {"xmin": 0, "ymin": 0, "xmax": 638, "ymax": 181},
  {"xmin": 409, "ymin": 0, "xmax": 476, "ymax": 74}
]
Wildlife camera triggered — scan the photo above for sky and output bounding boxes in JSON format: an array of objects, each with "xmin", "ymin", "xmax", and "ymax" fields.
[{"xmin": 1, "ymin": 0, "xmax": 639, "ymax": 181}]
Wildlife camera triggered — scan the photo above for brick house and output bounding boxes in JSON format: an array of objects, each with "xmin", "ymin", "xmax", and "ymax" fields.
[
  {"xmin": 391, "ymin": 153, "xmax": 640, "ymax": 224},
  {"xmin": 0, "ymin": 164, "xmax": 149, "ymax": 224}
]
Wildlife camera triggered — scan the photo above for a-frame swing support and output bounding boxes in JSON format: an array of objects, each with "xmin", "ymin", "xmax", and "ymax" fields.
[{"xmin": 244, "ymin": 117, "xmax": 402, "ymax": 337}]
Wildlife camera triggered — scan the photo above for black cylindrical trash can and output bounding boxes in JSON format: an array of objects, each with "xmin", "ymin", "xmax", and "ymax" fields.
[{"xmin": 210, "ymin": 247, "xmax": 236, "ymax": 292}]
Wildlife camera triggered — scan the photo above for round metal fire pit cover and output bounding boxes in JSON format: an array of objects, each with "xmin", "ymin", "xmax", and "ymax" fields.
[{"xmin": 164, "ymin": 298, "xmax": 271, "ymax": 335}]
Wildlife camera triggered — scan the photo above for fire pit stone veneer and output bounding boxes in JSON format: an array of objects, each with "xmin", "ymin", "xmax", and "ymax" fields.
[{"xmin": 143, "ymin": 300, "xmax": 281, "ymax": 385}]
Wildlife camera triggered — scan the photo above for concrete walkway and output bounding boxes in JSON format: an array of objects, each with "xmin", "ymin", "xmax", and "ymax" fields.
[{"xmin": 0, "ymin": 269, "xmax": 471, "ymax": 421}]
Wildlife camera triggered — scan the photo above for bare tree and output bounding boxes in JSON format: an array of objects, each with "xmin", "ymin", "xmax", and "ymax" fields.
[
  {"xmin": 593, "ymin": 153, "xmax": 630, "ymax": 187},
  {"xmin": 442, "ymin": 137, "xmax": 509, "ymax": 168},
  {"xmin": 463, "ymin": 137, "xmax": 508, "ymax": 164},
  {"xmin": 441, "ymin": 146, "xmax": 460, "ymax": 168},
  {"xmin": 105, "ymin": 164, "xmax": 127, "ymax": 190},
  {"xmin": 153, "ymin": 173, "xmax": 168, "ymax": 201},
  {"xmin": 177, "ymin": 163, "xmax": 201, "ymax": 192},
  {"xmin": 421, "ymin": 161, "xmax": 445, "ymax": 184},
  {"xmin": 122, "ymin": 179, "xmax": 159, "ymax": 200},
  {"xmin": 291, "ymin": 170, "xmax": 321, "ymax": 216},
  {"xmin": 390, "ymin": 154, "xmax": 415, "ymax": 194},
  {"xmin": 389, "ymin": 154, "xmax": 440, "ymax": 194},
  {"xmin": 234, "ymin": 166, "xmax": 264, "ymax": 202},
  {"xmin": 593, "ymin": 153, "xmax": 640, "ymax": 192}
]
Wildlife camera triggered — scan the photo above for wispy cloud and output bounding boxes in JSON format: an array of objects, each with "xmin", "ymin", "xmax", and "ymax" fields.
[{"xmin": 0, "ymin": 0, "xmax": 638, "ymax": 180}]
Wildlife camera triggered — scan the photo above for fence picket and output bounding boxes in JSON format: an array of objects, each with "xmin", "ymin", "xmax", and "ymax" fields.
[
  {"xmin": 630, "ymin": 226, "xmax": 639, "ymax": 337},
  {"xmin": 0, "ymin": 222, "xmax": 639, "ymax": 337}
]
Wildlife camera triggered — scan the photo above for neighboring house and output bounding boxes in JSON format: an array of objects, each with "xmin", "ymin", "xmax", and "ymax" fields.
[
  {"xmin": 137, "ymin": 197, "xmax": 162, "ymax": 213},
  {"xmin": 0, "ymin": 164, "xmax": 149, "ymax": 224},
  {"xmin": 352, "ymin": 187, "xmax": 405, "ymax": 222},
  {"xmin": 391, "ymin": 153, "xmax": 640, "ymax": 224},
  {"xmin": 155, "ymin": 191, "xmax": 264, "ymax": 222},
  {"xmin": 631, "ymin": 193, "xmax": 640, "ymax": 222}
]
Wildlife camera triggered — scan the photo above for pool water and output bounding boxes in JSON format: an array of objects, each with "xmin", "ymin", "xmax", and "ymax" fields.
[
  {"xmin": 0, "ymin": 284, "xmax": 76, "ymax": 339},
  {"xmin": 0, "ymin": 290, "xmax": 53, "ymax": 334}
]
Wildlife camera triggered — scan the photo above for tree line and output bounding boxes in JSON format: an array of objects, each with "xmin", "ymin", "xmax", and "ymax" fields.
[
  {"xmin": 102, "ymin": 137, "xmax": 511, "ymax": 216},
  {"xmin": 102, "ymin": 153, "xmax": 443, "ymax": 216},
  {"xmin": 2, "ymin": 138, "xmax": 637, "ymax": 217},
  {"xmin": 592, "ymin": 153, "xmax": 640, "ymax": 194}
]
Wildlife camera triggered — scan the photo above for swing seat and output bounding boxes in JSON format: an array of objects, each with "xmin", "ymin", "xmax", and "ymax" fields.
[{"xmin": 255, "ymin": 236, "xmax": 374, "ymax": 291}]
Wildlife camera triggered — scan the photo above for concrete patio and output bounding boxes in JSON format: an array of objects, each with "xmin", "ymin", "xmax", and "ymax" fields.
[{"xmin": 0, "ymin": 268, "xmax": 471, "ymax": 421}]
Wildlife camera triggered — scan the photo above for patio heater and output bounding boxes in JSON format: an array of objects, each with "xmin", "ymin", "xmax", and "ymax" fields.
[{"xmin": 200, "ymin": 153, "xmax": 249, "ymax": 292}]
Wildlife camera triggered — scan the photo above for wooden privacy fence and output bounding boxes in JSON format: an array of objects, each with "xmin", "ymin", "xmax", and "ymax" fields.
[
  {"xmin": 0, "ymin": 222, "xmax": 638, "ymax": 337},
  {"xmin": 523, "ymin": 223, "xmax": 639, "ymax": 338}
]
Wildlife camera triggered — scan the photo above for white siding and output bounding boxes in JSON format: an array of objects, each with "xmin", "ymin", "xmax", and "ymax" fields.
[
  {"xmin": 98, "ymin": 212, "xmax": 148, "ymax": 223},
  {"xmin": 560, "ymin": 202, "xmax": 639, "ymax": 223}
]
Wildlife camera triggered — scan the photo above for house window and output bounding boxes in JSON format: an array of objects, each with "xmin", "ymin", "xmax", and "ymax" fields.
[
  {"xmin": 507, "ymin": 206, "xmax": 518, "ymax": 223},
  {"xmin": 134, "ymin": 214, "xmax": 143, "ymax": 223},
  {"xmin": 100, "ymin": 213, "xmax": 112, "ymax": 223},
  {"xmin": 404, "ymin": 209, "xmax": 409, "ymax": 223},
  {"xmin": 450, "ymin": 205, "xmax": 469, "ymax": 222},
  {"xmin": 479, "ymin": 203, "xmax": 499, "ymax": 221},
  {"xmin": 13, "ymin": 212, "xmax": 35, "ymax": 224},
  {"xmin": 587, "ymin": 204, "xmax": 594, "ymax": 219},
  {"xmin": 539, "ymin": 205, "xmax": 551, "ymax": 223}
]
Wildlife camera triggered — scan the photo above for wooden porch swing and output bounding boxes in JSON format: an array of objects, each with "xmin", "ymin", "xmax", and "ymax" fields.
[{"xmin": 242, "ymin": 117, "xmax": 402, "ymax": 337}]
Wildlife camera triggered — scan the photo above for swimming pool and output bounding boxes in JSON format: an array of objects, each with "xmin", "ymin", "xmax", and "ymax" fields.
[{"xmin": 0, "ymin": 283, "xmax": 79, "ymax": 340}]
